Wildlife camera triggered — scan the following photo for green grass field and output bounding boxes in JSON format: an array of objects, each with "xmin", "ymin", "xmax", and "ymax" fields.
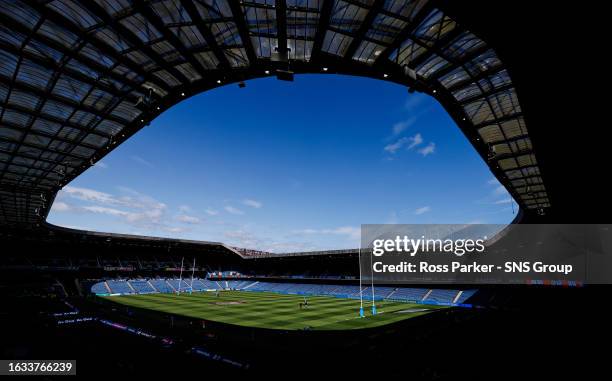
[{"xmin": 102, "ymin": 291, "xmax": 445, "ymax": 330}]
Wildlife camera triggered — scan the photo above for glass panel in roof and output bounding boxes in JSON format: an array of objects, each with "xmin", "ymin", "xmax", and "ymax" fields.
[
  {"xmin": 95, "ymin": 120, "xmax": 123, "ymax": 136},
  {"xmin": 38, "ymin": 20, "xmax": 80, "ymax": 49},
  {"xmin": 58, "ymin": 126, "xmax": 83, "ymax": 141},
  {"xmin": 251, "ymin": 36, "xmax": 277, "ymax": 58},
  {"xmin": 0, "ymin": 0, "xmax": 40, "ymax": 29},
  {"xmin": 153, "ymin": 70, "xmax": 181, "ymax": 87},
  {"xmin": 322, "ymin": 30, "xmax": 353, "ymax": 56},
  {"xmin": 94, "ymin": 27, "xmax": 132, "ymax": 54},
  {"xmin": 444, "ymin": 32, "xmax": 485, "ymax": 61},
  {"xmin": 477, "ymin": 69, "xmax": 511, "ymax": 93},
  {"xmin": 415, "ymin": 54, "xmax": 450, "ymax": 78},
  {"xmin": 71, "ymin": 145, "xmax": 95, "ymax": 158},
  {"xmin": 8, "ymin": 91, "xmax": 42, "ymax": 112},
  {"xmin": 52, "ymin": 75, "xmax": 92, "ymax": 103},
  {"xmin": 119, "ymin": 13, "xmax": 163, "ymax": 44},
  {"xmin": 3, "ymin": 109, "xmax": 33, "ymax": 128},
  {"xmin": 111, "ymin": 100, "xmax": 141, "ymax": 121},
  {"xmin": 477, "ymin": 117, "xmax": 527, "ymax": 143},
  {"xmin": 170, "ymin": 25, "xmax": 207, "ymax": 48},
  {"xmin": 451, "ymin": 82, "xmax": 481, "ymax": 102},
  {"xmin": 210, "ymin": 22, "xmax": 242, "ymax": 46},
  {"xmin": 352, "ymin": 40, "xmax": 385, "ymax": 64},
  {"xmin": 498, "ymin": 157, "xmax": 518, "ymax": 170},
  {"xmin": 151, "ymin": 0, "xmax": 191, "ymax": 24},
  {"xmin": 83, "ymin": 89, "xmax": 114, "ymax": 112},
  {"xmin": 383, "ymin": 0, "xmax": 427, "ymax": 21},
  {"xmin": 175, "ymin": 63, "xmax": 202, "ymax": 82},
  {"xmin": 97, "ymin": 0, "xmax": 132, "ymax": 17},
  {"xmin": 463, "ymin": 99, "xmax": 494, "ymax": 125},
  {"xmin": 23, "ymin": 39, "xmax": 64, "ymax": 64},
  {"xmin": 387, "ymin": 42, "xmax": 419, "ymax": 65},
  {"xmin": 243, "ymin": 4, "xmax": 276, "ymax": 35},
  {"xmin": 0, "ymin": 50, "xmax": 19, "ymax": 78},
  {"xmin": 288, "ymin": 0, "xmax": 323, "ymax": 8},
  {"xmin": 516, "ymin": 154, "xmax": 537, "ymax": 168},
  {"xmin": 413, "ymin": 9, "xmax": 456, "ymax": 47},
  {"xmin": 70, "ymin": 109, "xmax": 100, "ymax": 127},
  {"xmin": 80, "ymin": 44, "xmax": 117, "ymax": 68},
  {"xmin": 31, "ymin": 119, "xmax": 62, "ymax": 135},
  {"xmin": 47, "ymin": 0, "xmax": 101, "ymax": 29},
  {"xmin": 196, "ymin": 0, "xmax": 233, "ymax": 19},
  {"xmin": 124, "ymin": 50, "xmax": 156, "ymax": 71},
  {"xmin": 366, "ymin": 13, "xmax": 407, "ymax": 44},
  {"xmin": 42, "ymin": 99, "xmax": 74, "ymax": 120},
  {"xmin": 17, "ymin": 59, "xmax": 53, "ymax": 89},
  {"xmin": 487, "ymin": 89, "xmax": 521, "ymax": 118},
  {"xmin": 287, "ymin": 7, "xmax": 320, "ymax": 40},
  {"xmin": 0, "ymin": 128, "xmax": 23, "ymax": 142},
  {"xmin": 438, "ymin": 66, "xmax": 469, "ymax": 89},
  {"xmin": 288, "ymin": 39, "xmax": 314, "ymax": 60},
  {"xmin": 0, "ymin": 25, "xmax": 26, "ymax": 49},
  {"xmin": 82, "ymin": 134, "xmax": 109, "ymax": 148},
  {"xmin": 151, "ymin": 40, "xmax": 177, "ymax": 56},
  {"xmin": 464, "ymin": 49, "xmax": 501, "ymax": 76},
  {"xmin": 193, "ymin": 51, "xmax": 220, "ymax": 70},
  {"xmin": 330, "ymin": 0, "xmax": 367, "ymax": 33},
  {"xmin": 224, "ymin": 48, "xmax": 249, "ymax": 67}
]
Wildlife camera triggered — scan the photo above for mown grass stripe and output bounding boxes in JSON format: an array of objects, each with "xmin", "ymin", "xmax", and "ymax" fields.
[{"xmin": 102, "ymin": 291, "xmax": 442, "ymax": 330}]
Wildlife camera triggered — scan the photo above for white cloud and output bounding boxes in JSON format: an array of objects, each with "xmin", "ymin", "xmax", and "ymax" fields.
[
  {"xmin": 94, "ymin": 162, "xmax": 108, "ymax": 169},
  {"xmin": 494, "ymin": 198, "xmax": 513, "ymax": 205},
  {"xmin": 178, "ymin": 205, "xmax": 191, "ymax": 213},
  {"xmin": 292, "ymin": 228, "xmax": 318, "ymax": 235},
  {"xmin": 384, "ymin": 137, "xmax": 409, "ymax": 154},
  {"xmin": 324, "ymin": 226, "xmax": 360, "ymax": 239},
  {"xmin": 407, "ymin": 133, "xmax": 423, "ymax": 150},
  {"xmin": 62, "ymin": 186, "xmax": 116, "ymax": 204},
  {"xmin": 82, "ymin": 205, "xmax": 129, "ymax": 217},
  {"xmin": 418, "ymin": 142, "xmax": 435, "ymax": 156},
  {"xmin": 56, "ymin": 186, "xmax": 174, "ymax": 232},
  {"xmin": 50, "ymin": 201, "xmax": 72, "ymax": 212},
  {"xmin": 292, "ymin": 226, "xmax": 360, "ymax": 240},
  {"xmin": 242, "ymin": 199, "xmax": 262, "ymax": 209},
  {"xmin": 163, "ymin": 226, "xmax": 186, "ymax": 233},
  {"xmin": 384, "ymin": 133, "xmax": 423, "ymax": 154},
  {"xmin": 391, "ymin": 116, "xmax": 417, "ymax": 136},
  {"xmin": 493, "ymin": 185, "xmax": 508, "ymax": 196},
  {"xmin": 205, "ymin": 208, "xmax": 219, "ymax": 216},
  {"xmin": 487, "ymin": 178, "xmax": 500, "ymax": 186},
  {"xmin": 224, "ymin": 230, "xmax": 262, "ymax": 248},
  {"xmin": 131, "ymin": 155, "xmax": 154, "ymax": 168},
  {"xmin": 466, "ymin": 219, "xmax": 486, "ymax": 224},
  {"xmin": 404, "ymin": 93, "xmax": 427, "ymax": 111},
  {"xmin": 414, "ymin": 206, "xmax": 431, "ymax": 215},
  {"xmin": 225, "ymin": 206, "xmax": 244, "ymax": 215},
  {"xmin": 176, "ymin": 214, "xmax": 201, "ymax": 224}
]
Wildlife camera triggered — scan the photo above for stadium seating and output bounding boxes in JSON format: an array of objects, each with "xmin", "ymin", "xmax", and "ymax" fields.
[
  {"xmin": 387, "ymin": 287, "xmax": 429, "ymax": 302},
  {"xmin": 148, "ymin": 279, "xmax": 174, "ymax": 293},
  {"xmin": 106, "ymin": 280, "xmax": 134, "ymax": 294},
  {"xmin": 91, "ymin": 282, "xmax": 109, "ymax": 294},
  {"xmin": 129, "ymin": 280, "xmax": 155, "ymax": 294},
  {"xmin": 424, "ymin": 289, "xmax": 462, "ymax": 304},
  {"xmin": 91, "ymin": 278, "xmax": 477, "ymax": 306},
  {"xmin": 455, "ymin": 289, "xmax": 477, "ymax": 304}
]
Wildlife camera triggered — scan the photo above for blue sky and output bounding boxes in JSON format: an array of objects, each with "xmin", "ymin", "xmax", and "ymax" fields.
[{"xmin": 47, "ymin": 74, "xmax": 515, "ymax": 252}]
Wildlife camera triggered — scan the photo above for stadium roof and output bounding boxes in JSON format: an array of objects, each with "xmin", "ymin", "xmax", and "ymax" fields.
[{"xmin": 0, "ymin": 0, "xmax": 550, "ymax": 227}]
